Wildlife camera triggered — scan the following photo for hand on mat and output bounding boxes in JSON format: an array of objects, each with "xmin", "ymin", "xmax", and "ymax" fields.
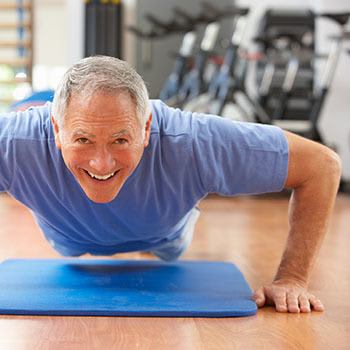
[{"xmin": 252, "ymin": 279, "xmax": 325, "ymax": 313}]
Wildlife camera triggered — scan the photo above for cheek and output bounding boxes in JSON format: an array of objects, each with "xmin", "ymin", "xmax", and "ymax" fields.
[
  {"xmin": 61, "ymin": 146, "xmax": 89, "ymax": 167},
  {"xmin": 111, "ymin": 145, "xmax": 145, "ymax": 170},
  {"xmin": 114, "ymin": 149, "xmax": 140, "ymax": 166}
]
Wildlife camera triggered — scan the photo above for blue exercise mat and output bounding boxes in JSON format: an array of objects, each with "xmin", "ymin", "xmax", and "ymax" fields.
[{"xmin": 0, "ymin": 259, "xmax": 257, "ymax": 317}]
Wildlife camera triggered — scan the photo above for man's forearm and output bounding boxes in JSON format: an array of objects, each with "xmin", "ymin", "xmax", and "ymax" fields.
[
  {"xmin": 253, "ymin": 132, "xmax": 342, "ymax": 312},
  {"xmin": 274, "ymin": 157, "xmax": 341, "ymax": 285}
]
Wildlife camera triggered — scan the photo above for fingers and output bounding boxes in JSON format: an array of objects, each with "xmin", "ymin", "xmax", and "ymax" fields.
[
  {"xmin": 309, "ymin": 295, "xmax": 325, "ymax": 312},
  {"xmin": 252, "ymin": 287, "xmax": 266, "ymax": 307},
  {"xmin": 274, "ymin": 292, "xmax": 288, "ymax": 312},
  {"xmin": 253, "ymin": 284, "xmax": 325, "ymax": 313},
  {"xmin": 286, "ymin": 292, "xmax": 300, "ymax": 313},
  {"xmin": 298, "ymin": 294, "xmax": 310, "ymax": 313},
  {"xmin": 279, "ymin": 292, "xmax": 324, "ymax": 313}
]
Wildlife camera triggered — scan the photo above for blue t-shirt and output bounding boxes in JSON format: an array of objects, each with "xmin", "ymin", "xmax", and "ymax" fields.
[{"xmin": 0, "ymin": 100, "xmax": 289, "ymax": 256}]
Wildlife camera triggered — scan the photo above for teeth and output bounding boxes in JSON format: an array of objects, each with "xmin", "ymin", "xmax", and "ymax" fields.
[{"xmin": 87, "ymin": 171, "xmax": 116, "ymax": 180}]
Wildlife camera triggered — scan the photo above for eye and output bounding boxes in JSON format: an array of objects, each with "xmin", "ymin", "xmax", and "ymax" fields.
[
  {"xmin": 76, "ymin": 137, "xmax": 90, "ymax": 144},
  {"xmin": 114, "ymin": 138, "xmax": 128, "ymax": 145}
]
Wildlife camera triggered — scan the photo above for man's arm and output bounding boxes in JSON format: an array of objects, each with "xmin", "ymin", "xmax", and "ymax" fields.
[{"xmin": 253, "ymin": 130, "xmax": 342, "ymax": 313}]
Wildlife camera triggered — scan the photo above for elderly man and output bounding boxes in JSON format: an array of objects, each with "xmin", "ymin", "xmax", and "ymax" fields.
[{"xmin": 0, "ymin": 56, "xmax": 341, "ymax": 313}]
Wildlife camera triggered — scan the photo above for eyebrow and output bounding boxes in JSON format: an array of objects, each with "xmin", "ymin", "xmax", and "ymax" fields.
[
  {"xmin": 112, "ymin": 130, "xmax": 131, "ymax": 138},
  {"xmin": 72, "ymin": 129, "xmax": 131, "ymax": 138}
]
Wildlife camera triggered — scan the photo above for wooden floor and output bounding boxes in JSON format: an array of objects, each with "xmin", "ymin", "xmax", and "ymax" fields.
[{"xmin": 0, "ymin": 192, "xmax": 349, "ymax": 349}]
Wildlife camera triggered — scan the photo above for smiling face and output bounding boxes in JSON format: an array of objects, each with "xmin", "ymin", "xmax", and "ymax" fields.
[{"xmin": 52, "ymin": 91, "xmax": 152, "ymax": 203}]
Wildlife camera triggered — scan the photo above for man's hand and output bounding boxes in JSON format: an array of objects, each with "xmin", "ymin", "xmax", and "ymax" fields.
[{"xmin": 252, "ymin": 279, "xmax": 325, "ymax": 313}]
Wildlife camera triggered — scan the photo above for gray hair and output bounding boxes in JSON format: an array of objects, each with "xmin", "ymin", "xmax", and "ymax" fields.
[{"xmin": 52, "ymin": 56, "xmax": 150, "ymax": 128}]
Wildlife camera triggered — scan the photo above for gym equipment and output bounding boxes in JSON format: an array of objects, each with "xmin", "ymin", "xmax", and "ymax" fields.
[
  {"xmin": 127, "ymin": 12, "xmax": 193, "ymax": 39},
  {"xmin": 254, "ymin": 36, "xmax": 279, "ymax": 109},
  {"xmin": 177, "ymin": 8, "xmax": 273, "ymax": 124},
  {"xmin": 0, "ymin": 259, "xmax": 257, "ymax": 317},
  {"xmin": 156, "ymin": 7, "xmax": 350, "ymax": 188},
  {"xmin": 176, "ymin": 7, "xmax": 254, "ymax": 109},
  {"xmin": 208, "ymin": 14, "xmax": 249, "ymax": 99},
  {"xmin": 85, "ymin": 0, "xmax": 122, "ymax": 58},
  {"xmin": 198, "ymin": 12, "xmax": 271, "ymax": 124},
  {"xmin": 317, "ymin": 29, "xmax": 350, "ymax": 191},
  {"xmin": 174, "ymin": 22, "xmax": 220, "ymax": 107},
  {"xmin": 85, "ymin": 0, "xmax": 98, "ymax": 55},
  {"xmin": 271, "ymin": 12, "xmax": 350, "ymax": 139},
  {"xmin": 159, "ymin": 8, "xmax": 350, "ymax": 131},
  {"xmin": 205, "ymin": 16, "xmax": 250, "ymax": 117},
  {"xmin": 126, "ymin": 0, "xmax": 236, "ymax": 97},
  {"xmin": 253, "ymin": 33, "xmax": 307, "ymax": 112},
  {"xmin": 270, "ymin": 33, "xmax": 314, "ymax": 119},
  {"xmin": 159, "ymin": 31, "xmax": 197, "ymax": 101},
  {"xmin": 262, "ymin": 10, "xmax": 315, "ymax": 110},
  {"xmin": 158, "ymin": 4, "xmax": 245, "ymax": 102},
  {"xmin": 183, "ymin": 9, "xmax": 249, "ymax": 113},
  {"xmin": 308, "ymin": 13, "xmax": 350, "ymax": 140},
  {"xmin": 255, "ymin": 9, "xmax": 316, "ymax": 121},
  {"xmin": 128, "ymin": 2, "xmax": 237, "ymax": 40}
]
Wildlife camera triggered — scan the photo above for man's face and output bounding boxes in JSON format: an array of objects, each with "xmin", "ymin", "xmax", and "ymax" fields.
[{"xmin": 52, "ymin": 91, "xmax": 152, "ymax": 203}]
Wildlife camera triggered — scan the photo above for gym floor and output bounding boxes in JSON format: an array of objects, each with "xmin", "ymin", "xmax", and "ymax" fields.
[{"xmin": 0, "ymin": 192, "xmax": 349, "ymax": 349}]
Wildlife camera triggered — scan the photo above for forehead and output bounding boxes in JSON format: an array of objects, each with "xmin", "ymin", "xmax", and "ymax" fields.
[{"xmin": 63, "ymin": 91, "xmax": 139, "ymax": 131}]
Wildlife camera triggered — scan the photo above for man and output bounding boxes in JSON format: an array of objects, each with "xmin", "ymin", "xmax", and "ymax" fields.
[{"xmin": 0, "ymin": 56, "xmax": 341, "ymax": 313}]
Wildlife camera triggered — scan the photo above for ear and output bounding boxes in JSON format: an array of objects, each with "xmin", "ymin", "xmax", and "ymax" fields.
[
  {"xmin": 143, "ymin": 112, "xmax": 153, "ymax": 148},
  {"xmin": 51, "ymin": 115, "xmax": 62, "ymax": 150}
]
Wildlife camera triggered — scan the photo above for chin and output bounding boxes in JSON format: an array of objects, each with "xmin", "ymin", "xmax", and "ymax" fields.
[
  {"xmin": 86, "ymin": 194, "xmax": 118, "ymax": 204},
  {"xmin": 83, "ymin": 188, "xmax": 121, "ymax": 204},
  {"xmin": 77, "ymin": 174, "xmax": 124, "ymax": 204}
]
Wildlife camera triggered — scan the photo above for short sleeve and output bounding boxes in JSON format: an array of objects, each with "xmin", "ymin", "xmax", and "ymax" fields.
[
  {"xmin": 191, "ymin": 115, "xmax": 289, "ymax": 196},
  {"xmin": 0, "ymin": 117, "xmax": 15, "ymax": 192}
]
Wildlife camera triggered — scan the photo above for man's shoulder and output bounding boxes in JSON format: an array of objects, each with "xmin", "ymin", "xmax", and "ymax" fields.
[
  {"xmin": 149, "ymin": 99, "xmax": 191, "ymax": 136},
  {"xmin": 0, "ymin": 102, "xmax": 52, "ymax": 141},
  {"xmin": 149, "ymin": 99, "xmax": 250, "ymax": 138},
  {"xmin": 148, "ymin": 100, "xmax": 287, "ymax": 151},
  {"xmin": 149, "ymin": 99, "xmax": 221, "ymax": 138}
]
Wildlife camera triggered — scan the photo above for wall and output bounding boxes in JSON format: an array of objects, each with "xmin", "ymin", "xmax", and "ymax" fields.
[
  {"xmin": 32, "ymin": 0, "xmax": 69, "ymax": 90},
  {"xmin": 32, "ymin": 0, "xmax": 102, "ymax": 89}
]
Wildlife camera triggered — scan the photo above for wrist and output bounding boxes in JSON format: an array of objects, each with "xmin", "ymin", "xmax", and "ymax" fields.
[{"xmin": 273, "ymin": 273, "xmax": 308, "ymax": 287}]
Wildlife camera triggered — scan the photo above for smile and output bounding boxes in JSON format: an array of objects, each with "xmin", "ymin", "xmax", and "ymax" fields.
[{"xmin": 86, "ymin": 170, "xmax": 117, "ymax": 181}]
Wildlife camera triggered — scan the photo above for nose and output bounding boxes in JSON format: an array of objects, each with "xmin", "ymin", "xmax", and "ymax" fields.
[{"xmin": 89, "ymin": 147, "xmax": 116, "ymax": 174}]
